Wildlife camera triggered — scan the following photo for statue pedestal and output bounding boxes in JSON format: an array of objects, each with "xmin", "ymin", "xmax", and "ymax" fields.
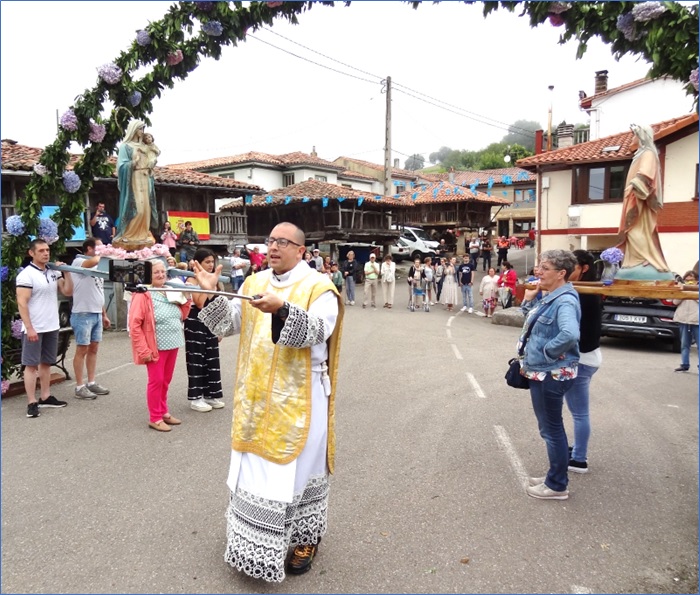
[
  {"xmin": 111, "ymin": 236, "xmax": 155, "ymax": 252},
  {"xmin": 615, "ymin": 264, "xmax": 675, "ymax": 282}
]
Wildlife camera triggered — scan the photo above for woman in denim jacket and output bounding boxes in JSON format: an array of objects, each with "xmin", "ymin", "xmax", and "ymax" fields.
[{"xmin": 518, "ymin": 249, "xmax": 581, "ymax": 501}]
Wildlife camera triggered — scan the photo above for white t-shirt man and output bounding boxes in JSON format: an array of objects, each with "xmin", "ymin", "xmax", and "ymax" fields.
[
  {"xmin": 15, "ymin": 263, "xmax": 62, "ymax": 332},
  {"xmin": 71, "ymin": 255, "xmax": 105, "ymax": 313}
]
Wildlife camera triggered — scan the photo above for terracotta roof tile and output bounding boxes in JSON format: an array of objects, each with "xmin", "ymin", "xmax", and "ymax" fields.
[
  {"xmin": 167, "ymin": 150, "xmax": 344, "ymax": 172},
  {"xmin": 334, "ymin": 156, "xmax": 418, "ymax": 180},
  {"xmin": 220, "ymin": 178, "xmax": 404, "ymax": 210},
  {"xmin": 337, "ymin": 169, "xmax": 377, "ymax": 181},
  {"xmin": 1, "ymin": 141, "xmax": 263, "ymax": 192},
  {"xmin": 399, "ymin": 181, "xmax": 510, "ymax": 205},
  {"xmin": 423, "ymin": 167, "xmax": 536, "ymax": 186},
  {"xmin": 517, "ymin": 114, "xmax": 698, "ymax": 168}
]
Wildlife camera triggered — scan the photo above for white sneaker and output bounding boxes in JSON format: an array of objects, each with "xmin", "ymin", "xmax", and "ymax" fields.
[
  {"xmin": 460, "ymin": 306, "xmax": 468, "ymax": 312},
  {"xmin": 350, "ymin": 301, "xmax": 355, "ymax": 306},
  {"xmin": 208, "ymin": 398, "xmax": 225, "ymax": 409},
  {"xmin": 190, "ymin": 398, "xmax": 212, "ymax": 412},
  {"xmin": 468, "ymin": 307, "xmax": 473, "ymax": 314}
]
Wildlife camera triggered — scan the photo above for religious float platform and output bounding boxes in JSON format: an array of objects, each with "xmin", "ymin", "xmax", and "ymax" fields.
[{"xmin": 524, "ymin": 280, "xmax": 698, "ymax": 301}]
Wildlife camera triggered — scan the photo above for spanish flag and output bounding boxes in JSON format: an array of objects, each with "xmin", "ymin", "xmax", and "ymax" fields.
[{"xmin": 167, "ymin": 211, "xmax": 210, "ymax": 240}]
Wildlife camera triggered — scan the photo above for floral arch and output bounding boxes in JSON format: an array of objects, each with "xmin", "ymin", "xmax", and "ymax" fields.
[{"xmin": 1, "ymin": 0, "xmax": 697, "ymax": 384}]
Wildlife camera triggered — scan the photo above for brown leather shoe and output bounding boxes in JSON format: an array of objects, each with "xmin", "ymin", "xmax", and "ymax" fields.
[
  {"xmin": 148, "ymin": 420, "xmax": 171, "ymax": 432},
  {"xmin": 286, "ymin": 539, "xmax": 320, "ymax": 575},
  {"xmin": 163, "ymin": 415, "xmax": 181, "ymax": 425}
]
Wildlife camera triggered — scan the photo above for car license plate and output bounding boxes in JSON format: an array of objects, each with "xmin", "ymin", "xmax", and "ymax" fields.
[{"xmin": 614, "ymin": 314, "xmax": 647, "ymax": 323}]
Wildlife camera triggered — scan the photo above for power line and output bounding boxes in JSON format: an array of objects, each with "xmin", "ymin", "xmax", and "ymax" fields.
[
  {"xmin": 260, "ymin": 26, "xmax": 536, "ymax": 138},
  {"xmin": 246, "ymin": 34, "xmax": 378, "ymax": 84}
]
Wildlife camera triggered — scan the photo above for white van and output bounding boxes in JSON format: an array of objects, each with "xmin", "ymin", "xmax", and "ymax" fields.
[{"xmin": 391, "ymin": 225, "xmax": 439, "ymax": 261}]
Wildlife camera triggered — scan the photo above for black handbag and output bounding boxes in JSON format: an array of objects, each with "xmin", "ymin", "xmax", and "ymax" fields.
[{"xmin": 505, "ymin": 296, "xmax": 559, "ymax": 390}]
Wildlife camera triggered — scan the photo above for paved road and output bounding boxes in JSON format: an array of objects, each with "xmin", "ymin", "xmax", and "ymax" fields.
[{"xmin": 2, "ymin": 284, "xmax": 697, "ymax": 594}]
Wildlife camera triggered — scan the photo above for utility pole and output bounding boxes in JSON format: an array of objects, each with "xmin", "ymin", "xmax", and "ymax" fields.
[
  {"xmin": 546, "ymin": 85, "xmax": 554, "ymax": 152},
  {"xmin": 383, "ymin": 76, "xmax": 392, "ymax": 197}
]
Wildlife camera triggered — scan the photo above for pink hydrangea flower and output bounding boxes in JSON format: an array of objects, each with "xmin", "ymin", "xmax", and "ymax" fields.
[{"xmin": 166, "ymin": 50, "xmax": 184, "ymax": 66}]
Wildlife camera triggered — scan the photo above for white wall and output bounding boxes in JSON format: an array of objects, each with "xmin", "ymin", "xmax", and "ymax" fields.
[
  {"xmin": 664, "ymin": 132, "xmax": 698, "ymax": 201},
  {"xmin": 588, "ymin": 78, "xmax": 693, "ymax": 140}
]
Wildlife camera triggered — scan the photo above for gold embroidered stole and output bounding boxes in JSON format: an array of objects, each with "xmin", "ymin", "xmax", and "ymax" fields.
[{"xmin": 234, "ymin": 269, "xmax": 344, "ymax": 471}]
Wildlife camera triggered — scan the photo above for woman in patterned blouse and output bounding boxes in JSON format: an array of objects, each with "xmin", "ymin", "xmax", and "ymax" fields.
[{"xmin": 129, "ymin": 259, "xmax": 192, "ymax": 432}]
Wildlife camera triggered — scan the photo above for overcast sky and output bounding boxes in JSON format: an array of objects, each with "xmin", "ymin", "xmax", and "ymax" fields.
[{"xmin": 1, "ymin": 1, "xmax": 661, "ymax": 168}]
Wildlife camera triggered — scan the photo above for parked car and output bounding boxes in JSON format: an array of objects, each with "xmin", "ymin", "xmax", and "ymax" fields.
[
  {"xmin": 600, "ymin": 295, "xmax": 681, "ymax": 352},
  {"xmin": 391, "ymin": 238, "xmax": 411, "ymax": 263},
  {"xmin": 390, "ymin": 225, "xmax": 439, "ymax": 260}
]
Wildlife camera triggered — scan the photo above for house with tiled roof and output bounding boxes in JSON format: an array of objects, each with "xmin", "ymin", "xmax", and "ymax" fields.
[
  {"xmin": 1, "ymin": 140, "xmax": 263, "ymax": 249},
  {"xmin": 332, "ymin": 156, "xmax": 427, "ymax": 194},
  {"xmin": 578, "ymin": 70, "xmax": 692, "ymax": 140},
  {"xmin": 166, "ymin": 147, "xmax": 382, "ymax": 195},
  {"xmin": 422, "ymin": 167, "xmax": 538, "ymax": 240},
  {"xmin": 516, "ymin": 113, "xmax": 698, "ymax": 275}
]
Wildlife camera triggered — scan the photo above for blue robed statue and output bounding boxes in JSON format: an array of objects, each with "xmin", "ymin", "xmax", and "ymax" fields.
[{"xmin": 112, "ymin": 119, "xmax": 159, "ymax": 250}]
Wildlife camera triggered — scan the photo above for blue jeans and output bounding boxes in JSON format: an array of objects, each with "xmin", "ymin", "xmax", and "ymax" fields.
[
  {"xmin": 529, "ymin": 374, "xmax": 574, "ymax": 492},
  {"xmin": 232, "ymin": 276, "xmax": 244, "ymax": 292},
  {"xmin": 70, "ymin": 312, "xmax": 103, "ymax": 345},
  {"xmin": 345, "ymin": 277, "xmax": 356, "ymax": 302},
  {"xmin": 564, "ymin": 363, "xmax": 598, "ymax": 463},
  {"xmin": 460, "ymin": 284, "xmax": 473, "ymax": 308},
  {"xmin": 680, "ymin": 323, "xmax": 699, "ymax": 369}
]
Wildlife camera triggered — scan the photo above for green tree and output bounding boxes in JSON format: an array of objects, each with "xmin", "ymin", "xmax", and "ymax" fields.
[
  {"xmin": 428, "ymin": 146, "xmax": 453, "ymax": 165},
  {"xmin": 404, "ymin": 154, "xmax": 425, "ymax": 171},
  {"xmin": 501, "ymin": 120, "xmax": 542, "ymax": 152}
]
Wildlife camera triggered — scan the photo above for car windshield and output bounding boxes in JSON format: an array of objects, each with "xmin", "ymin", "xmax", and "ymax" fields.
[{"xmin": 410, "ymin": 228, "xmax": 431, "ymax": 241}]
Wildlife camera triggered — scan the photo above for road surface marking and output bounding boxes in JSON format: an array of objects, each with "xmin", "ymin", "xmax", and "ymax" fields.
[
  {"xmin": 68, "ymin": 362, "xmax": 133, "ymax": 386},
  {"xmin": 666, "ymin": 404, "xmax": 679, "ymax": 408},
  {"xmin": 572, "ymin": 586, "xmax": 593, "ymax": 594},
  {"xmin": 466, "ymin": 372, "xmax": 486, "ymax": 398},
  {"xmin": 446, "ymin": 316, "xmax": 454, "ymax": 327},
  {"xmin": 446, "ymin": 328, "xmax": 452, "ymax": 340},
  {"xmin": 494, "ymin": 425, "xmax": 527, "ymax": 488},
  {"xmin": 451, "ymin": 344, "xmax": 463, "ymax": 360}
]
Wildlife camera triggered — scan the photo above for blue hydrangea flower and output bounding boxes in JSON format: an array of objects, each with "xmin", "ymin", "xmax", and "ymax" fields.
[
  {"xmin": 197, "ymin": 2, "xmax": 215, "ymax": 10},
  {"xmin": 616, "ymin": 13, "xmax": 642, "ymax": 41},
  {"xmin": 631, "ymin": 2, "xmax": 667, "ymax": 23},
  {"xmin": 33, "ymin": 164, "xmax": 48, "ymax": 177},
  {"xmin": 5, "ymin": 215, "xmax": 25, "ymax": 236},
  {"xmin": 62, "ymin": 171, "xmax": 82, "ymax": 194},
  {"xmin": 600, "ymin": 247, "xmax": 624, "ymax": 264},
  {"xmin": 11, "ymin": 320, "xmax": 23, "ymax": 340},
  {"xmin": 98, "ymin": 63, "xmax": 123, "ymax": 85},
  {"xmin": 690, "ymin": 68, "xmax": 699, "ymax": 92},
  {"xmin": 38, "ymin": 218, "xmax": 59, "ymax": 244},
  {"xmin": 202, "ymin": 20, "xmax": 223, "ymax": 36},
  {"xmin": 88, "ymin": 122, "xmax": 106, "ymax": 143},
  {"xmin": 0, "ymin": 265, "xmax": 9, "ymax": 282},
  {"xmin": 128, "ymin": 91, "xmax": 142, "ymax": 107},
  {"xmin": 59, "ymin": 109, "xmax": 79, "ymax": 132},
  {"xmin": 136, "ymin": 30, "xmax": 151, "ymax": 46}
]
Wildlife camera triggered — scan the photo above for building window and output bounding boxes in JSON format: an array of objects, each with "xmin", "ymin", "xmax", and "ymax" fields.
[
  {"xmin": 395, "ymin": 184, "xmax": 406, "ymax": 193},
  {"xmin": 220, "ymin": 172, "xmax": 235, "ymax": 179},
  {"xmin": 314, "ymin": 175, "xmax": 327, "ymax": 182},
  {"xmin": 341, "ymin": 183, "xmax": 352, "ymax": 189},
  {"xmin": 513, "ymin": 219, "xmax": 535, "ymax": 233},
  {"xmin": 573, "ymin": 164, "xmax": 629, "ymax": 204},
  {"xmin": 283, "ymin": 173, "xmax": 295, "ymax": 187}
]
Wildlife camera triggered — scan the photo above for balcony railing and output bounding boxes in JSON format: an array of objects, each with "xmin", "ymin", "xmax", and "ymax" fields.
[{"xmin": 212, "ymin": 212, "xmax": 247, "ymax": 237}]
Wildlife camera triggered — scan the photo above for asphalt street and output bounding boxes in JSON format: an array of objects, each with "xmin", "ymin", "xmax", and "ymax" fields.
[{"xmin": 2, "ymin": 263, "xmax": 698, "ymax": 594}]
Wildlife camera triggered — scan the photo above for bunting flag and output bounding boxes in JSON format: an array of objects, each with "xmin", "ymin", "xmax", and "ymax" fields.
[
  {"xmin": 515, "ymin": 190, "xmax": 522, "ymax": 200},
  {"xmin": 302, "ymin": 196, "xmax": 310, "ymax": 203},
  {"xmin": 394, "ymin": 194, "xmax": 400, "ymax": 199},
  {"xmin": 284, "ymin": 195, "xmax": 292, "ymax": 205},
  {"xmin": 375, "ymin": 195, "xmax": 381, "ymax": 200},
  {"xmin": 487, "ymin": 190, "xmax": 492, "ymax": 197},
  {"xmin": 412, "ymin": 193, "xmax": 418, "ymax": 200},
  {"xmin": 358, "ymin": 197, "xmax": 364, "ymax": 206},
  {"xmin": 445, "ymin": 188, "xmax": 451, "ymax": 195},
  {"xmin": 322, "ymin": 197, "xmax": 329, "ymax": 208},
  {"xmin": 470, "ymin": 184, "xmax": 477, "ymax": 193},
  {"xmin": 244, "ymin": 195, "xmax": 253, "ymax": 204},
  {"xmin": 410, "ymin": 182, "xmax": 415, "ymax": 188},
  {"xmin": 337, "ymin": 196, "xmax": 345, "ymax": 203},
  {"xmin": 393, "ymin": 180, "xmax": 400, "ymax": 186},
  {"xmin": 528, "ymin": 189, "xmax": 535, "ymax": 199},
  {"xmin": 265, "ymin": 195, "xmax": 273, "ymax": 204},
  {"xmin": 487, "ymin": 176, "xmax": 494, "ymax": 189},
  {"xmin": 517, "ymin": 171, "xmax": 528, "ymax": 181},
  {"xmin": 503, "ymin": 175, "xmax": 513, "ymax": 185},
  {"xmin": 475, "ymin": 179, "xmax": 480, "ymax": 186},
  {"xmin": 502, "ymin": 191, "xmax": 508, "ymax": 196}
]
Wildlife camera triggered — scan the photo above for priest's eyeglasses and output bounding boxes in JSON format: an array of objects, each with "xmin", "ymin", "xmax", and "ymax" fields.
[{"xmin": 265, "ymin": 237, "xmax": 302, "ymax": 248}]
